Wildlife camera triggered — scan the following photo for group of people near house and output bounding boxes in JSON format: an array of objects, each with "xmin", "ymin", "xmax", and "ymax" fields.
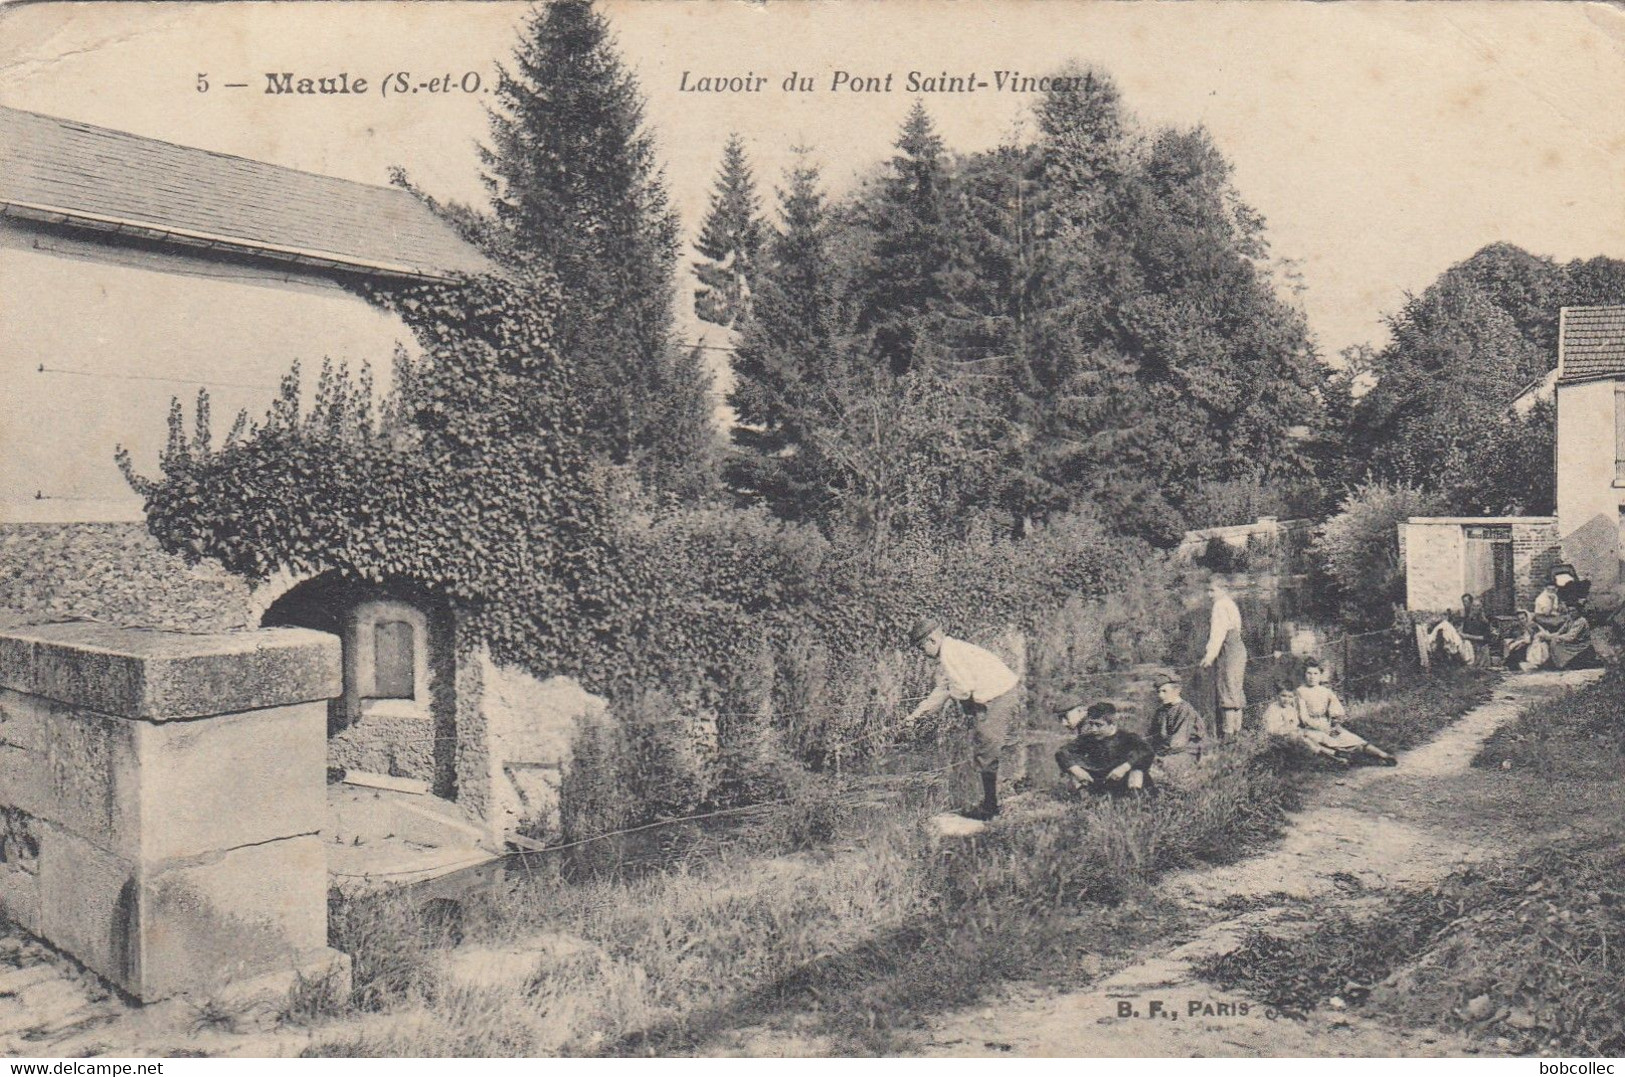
[
  {"xmin": 902, "ymin": 577, "xmax": 1396, "ymax": 820},
  {"xmin": 1428, "ymin": 565, "xmax": 1601, "ymax": 673}
]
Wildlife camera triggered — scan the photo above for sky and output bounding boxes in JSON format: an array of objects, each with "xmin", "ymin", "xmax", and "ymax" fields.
[{"xmin": 1, "ymin": 0, "xmax": 1623, "ymax": 362}]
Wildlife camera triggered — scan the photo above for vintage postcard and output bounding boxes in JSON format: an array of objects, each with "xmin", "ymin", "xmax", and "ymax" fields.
[{"xmin": 2, "ymin": 0, "xmax": 1623, "ymax": 1063}]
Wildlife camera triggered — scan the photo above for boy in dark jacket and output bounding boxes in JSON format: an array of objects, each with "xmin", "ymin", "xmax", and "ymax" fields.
[
  {"xmin": 1148, "ymin": 669, "xmax": 1207, "ymax": 786},
  {"xmin": 1055, "ymin": 701, "xmax": 1155, "ymax": 796}
]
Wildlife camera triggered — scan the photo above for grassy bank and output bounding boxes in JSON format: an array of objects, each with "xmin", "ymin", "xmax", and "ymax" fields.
[
  {"xmin": 1475, "ymin": 666, "xmax": 1625, "ymax": 775},
  {"xmin": 1195, "ymin": 668, "xmax": 1625, "ymax": 1057},
  {"xmin": 295, "ymin": 669, "xmax": 1497, "ymax": 1057},
  {"xmin": 1195, "ymin": 843, "xmax": 1625, "ymax": 1057}
]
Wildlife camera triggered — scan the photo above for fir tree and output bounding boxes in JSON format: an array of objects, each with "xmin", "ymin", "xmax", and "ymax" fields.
[
  {"xmin": 854, "ymin": 101, "xmax": 954, "ymax": 376},
  {"xmin": 727, "ymin": 150, "xmax": 841, "ymax": 518},
  {"xmin": 693, "ymin": 134, "xmax": 765, "ymax": 328},
  {"xmin": 479, "ymin": 0, "xmax": 688, "ymax": 476}
]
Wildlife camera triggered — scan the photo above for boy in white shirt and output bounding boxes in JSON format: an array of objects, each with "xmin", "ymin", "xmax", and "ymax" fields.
[{"xmin": 904, "ymin": 617, "xmax": 1021, "ymax": 820}]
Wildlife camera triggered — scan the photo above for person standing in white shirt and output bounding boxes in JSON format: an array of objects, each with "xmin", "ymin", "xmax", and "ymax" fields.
[
  {"xmin": 1200, "ymin": 577, "xmax": 1248, "ymax": 739},
  {"xmin": 903, "ymin": 617, "xmax": 1021, "ymax": 820}
]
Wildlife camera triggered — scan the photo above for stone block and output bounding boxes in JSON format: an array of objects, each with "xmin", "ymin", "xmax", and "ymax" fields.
[
  {"xmin": 0, "ymin": 622, "xmax": 340, "ymax": 721},
  {"xmin": 0, "ymin": 623, "xmax": 342, "ymax": 1003},
  {"xmin": 0, "ymin": 862, "xmax": 40, "ymax": 936},
  {"xmin": 327, "ymin": 704, "xmax": 436, "ymax": 784},
  {"xmin": 33, "ymin": 821, "xmax": 138, "ymax": 991},
  {"xmin": 0, "ymin": 742, "xmax": 49, "ymax": 821},
  {"xmin": 140, "ymin": 835, "xmax": 329, "ymax": 1000},
  {"xmin": 0, "ymin": 691, "xmax": 143, "ymax": 857},
  {"xmin": 137, "ymin": 702, "xmax": 327, "ymax": 862}
]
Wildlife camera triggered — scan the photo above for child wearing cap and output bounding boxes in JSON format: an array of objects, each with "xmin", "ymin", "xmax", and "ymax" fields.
[
  {"xmin": 1055, "ymin": 701, "xmax": 1155, "ymax": 796},
  {"xmin": 1149, "ymin": 671, "xmax": 1206, "ymax": 784}
]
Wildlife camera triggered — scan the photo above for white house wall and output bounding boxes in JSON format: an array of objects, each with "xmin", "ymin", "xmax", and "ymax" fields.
[
  {"xmin": 0, "ymin": 229, "xmax": 415, "ymax": 523},
  {"xmin": 1404, "ymin": 521, "xmax": 1465, "ymax": 611},
  {"xmin": 1555, "ymin": 379, "xmax": 1623, "ymax": 588}
]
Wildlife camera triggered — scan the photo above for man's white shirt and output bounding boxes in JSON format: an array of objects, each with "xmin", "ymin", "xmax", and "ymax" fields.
[{"xmin": 935, "ymin": 636, "xmax": 1018, "ymax": 703}]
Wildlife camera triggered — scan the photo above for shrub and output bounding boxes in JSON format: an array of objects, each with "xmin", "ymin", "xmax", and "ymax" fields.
[
  {"xmin": 1313, "ymin": 481, "xmax": 1445, "ymax": 629},
  {"xmin": 1196, "ymin": 536, "xmax": 1251, "ymax": 573}
]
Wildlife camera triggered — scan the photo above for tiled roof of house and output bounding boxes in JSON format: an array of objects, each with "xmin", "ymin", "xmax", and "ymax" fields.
[
  {"xmin": 0, "ymin": 106, "xmax": 494, "ymax": 280},
  {"xmin": 1558, "ymin": 305, "xmax": 1625, "ymax": 384}
]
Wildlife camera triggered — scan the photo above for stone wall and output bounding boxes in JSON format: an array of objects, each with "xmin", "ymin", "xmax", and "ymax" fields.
[
  {"xmin": 0, "ymin": 227, "xmax": 414, "ymax": 520},
  {"xmin": 475, "ymin": 651, "xmax": 607, "ymax": 844},
  {"xmin": 0, "ymin": 622, "xmax": 348, "ymax": 1002},
  {"xmin": 1512, "ymin": 519, "xmax": 1564, "ymax": 608},
  {"xmin": 448, "ymin": 645, "xmax": 605, "ymax": 845},
  {"xmin": 1402, "ymin": 521, "xmax": 1465, "ymax": 612},
  {"xmin": 0, "ymin": 523, "xmax": 255, "ymax": 634},
  {"xmin": 1174, "ymin": 517, "xmax": 1316, "ymax": 573}
]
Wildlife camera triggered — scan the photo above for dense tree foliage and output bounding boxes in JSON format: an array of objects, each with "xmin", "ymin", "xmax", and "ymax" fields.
[
  {"xmin": 473, "ymin": 0, "xmax": 713, "ymax": 497},
  {"xmin": 853, "ymin": 102, "xmax": 956, "ymax": 378},
  {"xmin": 1340, "ymin": 243, "xmax": 1625, "ymax": 515},
  {"xmin": 726, "ymin": 72, "xmax": 1327, "ymax": 547}
]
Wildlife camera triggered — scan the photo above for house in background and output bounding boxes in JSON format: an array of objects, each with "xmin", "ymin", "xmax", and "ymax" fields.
[
  {"xmin": 1, "ymin": 106, "xmax": 591, "ymax": 879},
  {"xmin": 1401, "ymin": 305, "xmax": 1625, "ymax": 612},
  {"xmin": 1552, "ymin": 305, "xmax": 1625, "ymax": 590},
  {"xmin": 0, "ymin": 104, "xmax": 493, "ymax": 524}
]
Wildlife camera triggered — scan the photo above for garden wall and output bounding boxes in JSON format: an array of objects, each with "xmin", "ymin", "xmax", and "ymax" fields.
[{"xmin": 1400, "ymin": 517, "xmax": 1561, "ymax": 612}]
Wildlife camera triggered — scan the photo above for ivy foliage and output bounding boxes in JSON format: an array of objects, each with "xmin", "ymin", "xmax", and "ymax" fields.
[{"xmin": 119, "ymin": 270, "xmax": 634, "ymax": 681}]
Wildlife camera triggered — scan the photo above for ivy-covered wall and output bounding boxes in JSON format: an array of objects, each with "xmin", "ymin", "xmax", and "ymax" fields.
[{"xmin": 0, "ymin": 522, "xmax": 256, "ymax": 633}]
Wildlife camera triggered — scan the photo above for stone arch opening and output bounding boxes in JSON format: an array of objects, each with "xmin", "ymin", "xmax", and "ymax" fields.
[{"xmin": 261, "ymin": 572, "xmax": 457, "ymax": 800}]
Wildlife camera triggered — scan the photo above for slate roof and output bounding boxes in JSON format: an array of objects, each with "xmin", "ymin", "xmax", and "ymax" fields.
[
  {"xmin": 1558, "ymin": 305, "xmax": 1625, "ymax": 385},
  {"xmin": 0, "ymin": 105, "xmax": 494, "ymax": 280}
]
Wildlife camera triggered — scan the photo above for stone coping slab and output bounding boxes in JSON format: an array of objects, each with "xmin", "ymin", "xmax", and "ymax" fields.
[{"xmin": 0, "ymin": 622, "xmax": 340, "ymax": 721}]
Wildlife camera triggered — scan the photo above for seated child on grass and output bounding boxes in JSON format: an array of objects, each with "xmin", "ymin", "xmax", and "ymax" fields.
[
  {"xmin": 1055, "ymin": 701, "xmax": 1156, "ymax": 797},
  {"xmin": 1260, "ymin": 682, "xmax": 1347, "ymax": 765},
  {"xmin": 1296, "ymin": 659, "xmax": 1397, "ymax": 766},
  {"xmin": 1147, "ymin": 669, "xmax": 1206, "ymax": 786}
]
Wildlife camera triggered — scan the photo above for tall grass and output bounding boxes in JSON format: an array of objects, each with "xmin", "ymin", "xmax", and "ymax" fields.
[
  {"xmin": 302, "ymin": 666, "xmax": 1490, "ymax": 1057},
  {"xmin": 309, "ymin": 740, "xmax": 1303, "ymax": 1056}
]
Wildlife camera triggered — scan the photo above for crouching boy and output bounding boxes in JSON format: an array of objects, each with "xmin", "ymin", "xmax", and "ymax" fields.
[{"xmin": 1055, "ymin": 701, "xmax": 1156, "ymax": 797}]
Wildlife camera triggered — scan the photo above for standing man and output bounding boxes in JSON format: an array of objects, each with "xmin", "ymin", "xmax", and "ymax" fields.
[
  {"xmin": 903, "ymin": 617, "xmax": 1020, "ymax": 820},
  {"xmin": 1200, "ymin": 577, "xmax": 1248, "ymax": 738}
]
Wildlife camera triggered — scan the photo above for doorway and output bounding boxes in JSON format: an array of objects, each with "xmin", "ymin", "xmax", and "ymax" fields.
[{"xmin": 1463, "ymin": 525, "xmax": 1515, "ymax": 615}]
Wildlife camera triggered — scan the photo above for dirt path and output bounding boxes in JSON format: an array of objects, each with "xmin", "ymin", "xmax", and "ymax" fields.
[{"xmin": 916, "ymin": 669, "xmax": 1603, "ymax": 1059}]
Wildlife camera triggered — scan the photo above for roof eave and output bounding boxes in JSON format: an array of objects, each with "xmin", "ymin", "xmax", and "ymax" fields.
[
  {"xmin": 1556, "ymin": 372, "xmax": 1625, "ymax": 389},
  {"xmin": 1, "ymin": 199, "xmax": 486, "ymax": 283}
]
